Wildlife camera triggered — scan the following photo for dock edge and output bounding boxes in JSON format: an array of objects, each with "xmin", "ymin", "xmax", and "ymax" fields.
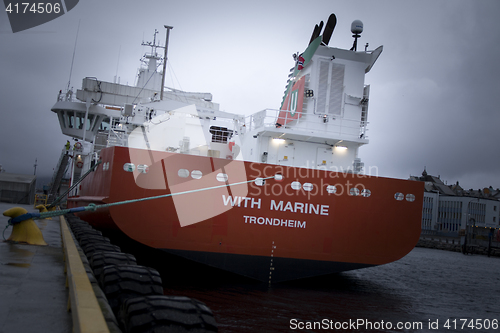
[{"xmin": 60, "ymin": 215, "xmax": 110, "ymax": 333}]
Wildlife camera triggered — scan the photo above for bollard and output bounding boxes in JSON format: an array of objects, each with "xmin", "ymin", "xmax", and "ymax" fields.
[{"xmin": 3, "ymin": 207, "xmax": 47, "ymax": 245}]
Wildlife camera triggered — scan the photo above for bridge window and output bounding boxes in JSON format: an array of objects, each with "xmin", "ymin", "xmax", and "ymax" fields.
[
  {"xmin": 99, "ymin": 118, "xmax": 110, "ymax": 131},
  {"xmin": 209, "ymin": 126, "xmax": 233, "ymax": 143}
]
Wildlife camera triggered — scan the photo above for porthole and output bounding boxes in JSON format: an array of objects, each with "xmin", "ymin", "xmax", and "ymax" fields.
[
  {"xmin": 255, "ymin": 178, "xmax": 266, "ymax": 186},
  {"xmin": 137, "ymin": 164, "xmax": 149, "ymax": 174},
  {"xmin": 350, "ymin": 188, "xmax": 360, "ymax": 196},
  {"xmin": 178, "ymin": 169, "xmax": 189, "ymax": 178},
  {"xmin": 406, "ymin": 194, "xmax": 416, "ymax": 202},
  {"xmin": 394, "ymin": 192, "xmax": 404, "ymax": 201},
  {"xmin": 303, "ymin": 183, "xmax": 313, "ymax": 191},
  {"xmin": 123, "ymin": 163, "xmax": 135, "ymax": 172},
  {"xmin": 216, "ymin": 173, "xmax": 229, "ymax": 182},
  {"xmin": 361, "ymin": 189, "xmax": 371, "ymax": 197},
  {"xmin": 191, "ymin": 170, "xmax": 203, "ymax": 179},
  {"xmin": 326, "ymin": 185, "xmax": 337, "ymax": 194},
  {"xmin": 274, "ymin": 174, "xmax": 284, "ymax": 182},
  {"xmin": 291, "ymin": 181, "xmax": 301, "ymax": 190}
]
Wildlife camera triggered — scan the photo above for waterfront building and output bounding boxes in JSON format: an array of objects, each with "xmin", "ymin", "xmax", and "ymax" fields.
[
  {"xmin": 0, "ymin": 173, "xmax": 36, "ymax": 205},
  {"xmin": 410, "ymin": 169, "xmax": 500, "ymax": 236}
]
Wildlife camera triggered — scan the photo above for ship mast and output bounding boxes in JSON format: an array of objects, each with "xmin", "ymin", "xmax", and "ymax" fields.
[{"xmin": 160, "ymin": 25, "xmax": 173, "ymax": 100}]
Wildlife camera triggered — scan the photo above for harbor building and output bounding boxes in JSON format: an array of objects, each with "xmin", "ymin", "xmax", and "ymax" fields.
[
  {"xmin": 411, "ymin": 169, "xmax": 500, "ymax": 237},
  {"xmin": 0, "ymin": 172, "xmax": 36, "ymax": 205}
]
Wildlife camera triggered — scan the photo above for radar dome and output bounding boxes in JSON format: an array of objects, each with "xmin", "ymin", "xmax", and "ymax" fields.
[{"xmin": 351, "ymin": 20, "xmax": 363, "ymax": 34}]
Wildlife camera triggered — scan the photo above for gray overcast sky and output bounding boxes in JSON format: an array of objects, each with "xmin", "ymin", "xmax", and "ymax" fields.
[{"xmin": 0, "ymin": 0, "xmax": 499, "ymax": 190}]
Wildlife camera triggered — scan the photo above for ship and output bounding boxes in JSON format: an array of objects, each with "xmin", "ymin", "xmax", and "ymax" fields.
[{"xmin": 49, "ymin": 14, "xmax": 423, "ymax": 283}]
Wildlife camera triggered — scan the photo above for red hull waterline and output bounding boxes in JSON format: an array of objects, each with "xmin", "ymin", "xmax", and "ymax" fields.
[{"xmin": 69, "ymin": 146, "xmax": 423, "ymax": 282}]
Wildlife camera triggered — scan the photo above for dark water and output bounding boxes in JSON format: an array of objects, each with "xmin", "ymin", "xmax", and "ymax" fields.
[
  {"xmin": 105, "ymin": 230, "xmax": 500, "ymax": 332},
  {"xmin": 159, "ymin": 247, "xmax": 500, "ymax": 333}
]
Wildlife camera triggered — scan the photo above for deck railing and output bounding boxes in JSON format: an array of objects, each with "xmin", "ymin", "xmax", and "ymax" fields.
[
  {"xmin": 244, "ymin": 109, "xmax": 367, "ymax": 140},
  {"xmin": 107, "ymin": 128, "xmax": 127, "ymax": 147}
]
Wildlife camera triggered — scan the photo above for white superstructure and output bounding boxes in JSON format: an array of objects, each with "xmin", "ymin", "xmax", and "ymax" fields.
[
  {"xmin": 51, "ymin": 19, "xmax": 383, "ymax": 180},
  {"xmin": 240, "ymin": 44, "xmax": 382, "ymax": 172}
]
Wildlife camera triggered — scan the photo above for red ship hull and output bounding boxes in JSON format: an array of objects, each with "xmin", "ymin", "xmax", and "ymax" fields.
[{"xmin": 69, "ymin": 146, "xmax": 423, "ymax": 282}]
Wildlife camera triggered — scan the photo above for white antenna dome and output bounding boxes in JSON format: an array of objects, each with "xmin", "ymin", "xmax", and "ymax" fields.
[{"xmin": 351, "ymin": 20, "xmax": 363, "ymax": 34}]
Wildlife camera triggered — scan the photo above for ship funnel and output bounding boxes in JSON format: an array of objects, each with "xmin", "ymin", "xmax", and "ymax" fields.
[
  {"xmin": 308, "ymin": 21, "xmax": 324, "ymax": 45},
  {"xmin": 309, "ymin": 13, "xmax": 337, "ymax": 46},
  {"xmin": 321, "ymin": 13, "xmax": 337, "ymax": 45}
]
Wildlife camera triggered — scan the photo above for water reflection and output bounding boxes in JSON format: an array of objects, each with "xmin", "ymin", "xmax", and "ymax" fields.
[
  {"xmin": 164, "ymin": 270, "xmax": 414, "ymax": 332},
  {"xmin": 4, "ymin": 262, "xmax": 31, "ymax": 268}
]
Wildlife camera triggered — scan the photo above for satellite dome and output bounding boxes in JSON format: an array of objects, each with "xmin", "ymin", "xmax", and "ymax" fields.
[{"xmin": 351, "ymin": 20, "xmax": 363, "ymax": 34}]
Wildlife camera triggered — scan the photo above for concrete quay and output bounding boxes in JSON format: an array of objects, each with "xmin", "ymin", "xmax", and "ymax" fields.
[
  {"xmin": 0, "ymin": 202, "xmax": 72, "ymax": 333},
  {"xmin": 416, "ymin": 235, "xmax": 500, "ymax": 257}
]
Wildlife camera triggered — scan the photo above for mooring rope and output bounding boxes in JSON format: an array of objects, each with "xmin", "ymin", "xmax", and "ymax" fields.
[
  {"xmin": 7, "ymin": 176, "xmax": 276, "ymax": 225},
  {"xmin": 2, "ymin": 225, "xmax": 10, "ymax": 241}
]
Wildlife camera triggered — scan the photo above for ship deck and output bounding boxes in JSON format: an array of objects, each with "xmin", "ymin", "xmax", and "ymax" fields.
[{"xmin": 0, "ymin": 202, "xmax": 72, "ymax": 333}]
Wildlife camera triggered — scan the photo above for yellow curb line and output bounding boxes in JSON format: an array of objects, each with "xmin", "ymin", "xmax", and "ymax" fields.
[{"xmin": 60, "ymin": 215, "xmax": 110, "ymax": 333}]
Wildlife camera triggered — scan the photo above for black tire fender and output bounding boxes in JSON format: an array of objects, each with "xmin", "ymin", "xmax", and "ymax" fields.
[
  {"xmin": 89, "ymin": 251, "xmax": 137, "ymax": 281},
  {"xmin": 119, "ymin": 295, "xmax": 218, "ymax": 333},
  {"xmin": 99, "ymin": 265, "xmax": 163, "ymax": 316}
]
